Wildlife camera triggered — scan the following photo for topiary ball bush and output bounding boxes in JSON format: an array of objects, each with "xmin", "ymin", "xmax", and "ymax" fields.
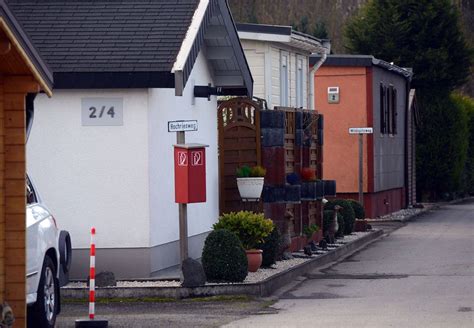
[
  {"xmin": 348, "ymin": 199, "xmax": 365, "ymax": 220},
  {"xmin": 201, "ymin": 229, "xmax": 248, "ymax": 282},
  {"xmin": 257, "ymin": 225, "xmax": 281, "ymax": 267},
  {"xmin": 325, "ymin": 199, "xmax": 356, "ymax": 235}
]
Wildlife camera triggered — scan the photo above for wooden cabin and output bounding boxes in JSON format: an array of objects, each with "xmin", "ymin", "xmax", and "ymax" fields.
[{"xmin": 0, "ymin": 1, "xmax": 53, "ymax": 326}]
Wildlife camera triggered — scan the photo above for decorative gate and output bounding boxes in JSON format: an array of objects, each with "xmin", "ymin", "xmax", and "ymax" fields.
[{"xmin": 218, "ymin": 97, "xmax": 261, "ymax": 214}]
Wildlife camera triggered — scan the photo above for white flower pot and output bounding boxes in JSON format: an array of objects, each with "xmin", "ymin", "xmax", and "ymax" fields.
[{"xmin": 236, "ymin": 177, "xmax": 264, "ymax": 200}]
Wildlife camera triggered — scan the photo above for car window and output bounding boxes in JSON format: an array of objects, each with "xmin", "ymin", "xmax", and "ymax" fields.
[{"xmin": 26, "ymin": 176, "xmax": 37, "ymax": 205}]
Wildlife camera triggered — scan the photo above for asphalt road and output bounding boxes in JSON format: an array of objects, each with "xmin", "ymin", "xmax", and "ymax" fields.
[
  {"xmin": 225, "ymin": 199, "xmax": 474, "ymax": 327},
  {"xmin": 56, "ymin": 200, "xmax": 474, "ymax": 327}
]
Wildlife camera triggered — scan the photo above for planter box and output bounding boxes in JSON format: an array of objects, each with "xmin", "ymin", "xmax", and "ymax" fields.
[
  {"xmin": 262, "ymin": 185, "xmax": 301, "ymax": 203},
  {"xmin": 236, "ymin": 177, "xmax": 264, "ymax": 200},
  {"xmin": 301, "ymin": 181, "xmax": 324, "ymax": 200},
  {"xmin": 354, "ymin": 219, "xmax": 368, "ymax": 232},
  {"xmin": 323, "ymin": 180, "xmax": 336, "ymax": 197}
]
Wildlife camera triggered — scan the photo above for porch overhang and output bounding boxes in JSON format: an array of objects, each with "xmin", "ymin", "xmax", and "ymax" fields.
[{"xmin": 172, "ymin": 0, "xmax": 253, "ymax": 97}]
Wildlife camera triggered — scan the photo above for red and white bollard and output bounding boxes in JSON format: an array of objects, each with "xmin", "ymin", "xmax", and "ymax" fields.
[
  {"xmin": 75, "ymin": 227, "xmax": 108, "ymax": 328},
  {"xmin": 89, "ymin": 227, "xmax": 96, "ymax": 320}
]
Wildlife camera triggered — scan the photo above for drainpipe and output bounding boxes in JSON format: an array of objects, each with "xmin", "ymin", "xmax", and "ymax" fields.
[{"xmin": 309, "ymin": 40, "xmax": 331, "ymax": 110}]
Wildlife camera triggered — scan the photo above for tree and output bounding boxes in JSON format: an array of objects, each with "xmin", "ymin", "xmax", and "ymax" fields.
[
  {"xmin": 313, "ymin": 22, "xmax": 329, "ymax": 39},
  {"xmin": 345, "ymin": 0, "xmax": 472, "ymax": 91},
  {"xmin": 416, "ymin": 91, "xmax": 469, "ymax": 199},
  {"xmin": 451, "ymin": 93, "xmax": 474, "ymax": 195}
]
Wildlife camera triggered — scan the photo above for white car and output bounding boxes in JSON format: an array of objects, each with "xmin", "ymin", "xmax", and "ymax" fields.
[{"xmin": 26, "ymin": 175, "xmax": 71, "ymax": 328}]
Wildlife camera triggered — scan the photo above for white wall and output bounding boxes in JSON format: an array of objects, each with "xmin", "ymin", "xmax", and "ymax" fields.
[
  {"xmin": 27, "ymin": 90, "xmax": 150, "ymax": 249},
  {"xmin": 148, "ymin": 51, "xmax": 219, "ymax": 246},
  {"xmin": 240, "ymin": 40, "xmax": 266, "ymax": 99}
]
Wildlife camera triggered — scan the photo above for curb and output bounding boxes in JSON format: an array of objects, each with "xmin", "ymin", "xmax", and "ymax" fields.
[{"xmin": 61, "ymin": 230, "xmax": 384, "ymax": 300}]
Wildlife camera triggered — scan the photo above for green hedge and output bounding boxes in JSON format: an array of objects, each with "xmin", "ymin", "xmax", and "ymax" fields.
[
  {"xmin": 257, "ymin": 225, "xmax": 281, "ymax": 267},
  {"xmin": 348, "ymin": 199, "xmax": 365, "ymax": 220}
]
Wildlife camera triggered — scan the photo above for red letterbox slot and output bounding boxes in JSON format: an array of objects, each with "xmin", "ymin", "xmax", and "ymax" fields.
[{"xmin": 173, "ymin": 143, "xmax": 208, "ymax": 203}]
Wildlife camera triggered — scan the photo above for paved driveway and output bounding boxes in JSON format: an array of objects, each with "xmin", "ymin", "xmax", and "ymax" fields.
[{"xmin": 225, "ymin": 200, "xmax": 474, "ymax": 327}]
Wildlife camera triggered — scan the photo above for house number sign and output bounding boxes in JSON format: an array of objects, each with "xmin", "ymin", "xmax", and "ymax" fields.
[{"xmin": 81, "ymin": 98, "xmax": 123, "ymax": 126}]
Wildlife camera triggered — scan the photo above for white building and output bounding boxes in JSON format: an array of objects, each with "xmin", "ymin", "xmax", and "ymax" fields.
[
  {"xmin": 236, "ymin": 23, "xmax": 330, "ymax": 109},
  {"xmin": 11, "ymin": 0, "xmax": 252, "ymax": 279}
]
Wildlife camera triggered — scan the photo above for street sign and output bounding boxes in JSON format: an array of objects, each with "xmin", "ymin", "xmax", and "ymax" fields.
[
  {"xmin": 168, "ymin": 120, "xmax": 198, "ymax": 132},
  {"xmin": 349, "ymin": 127, "xmax": 373, "ymax": 134}
]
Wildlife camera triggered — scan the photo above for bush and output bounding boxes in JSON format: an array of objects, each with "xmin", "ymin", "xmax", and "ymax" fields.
[
  {"xmin": 303, "ymin": 224, "xmax": 320, "ymax": 239},
  {"xmin": 257, "ymin": 225, "xmax": 281, "ymax": 267},
  {"xmin": 201, "ymin": 229, "xmax": 248, "ymax": 282},
  {"xmin": 323, "ymin": 210, "xmax": 333, "ymax": 233},
  {"xmin": 213, "ymin": 211, "xmax": 274, "ymax": 249},
  {"xmin": 348, "ymin": 199, "xmax": 365, "ymax": 220},
  {"xmin": 325, "ymin": 199, "xmax": 355, "ymax": 235}
]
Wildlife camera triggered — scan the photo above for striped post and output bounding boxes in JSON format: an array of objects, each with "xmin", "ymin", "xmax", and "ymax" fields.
[{"xmin": 89, "ymin": 227, "xmax": 96, "ymax": 320}]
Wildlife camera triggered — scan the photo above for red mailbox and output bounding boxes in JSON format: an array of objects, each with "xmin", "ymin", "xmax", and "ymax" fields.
[{"xmin": 173, "ymin": 143, "xmax": 208, "ymax": 203}]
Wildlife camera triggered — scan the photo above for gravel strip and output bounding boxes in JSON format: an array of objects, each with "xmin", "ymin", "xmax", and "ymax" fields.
[
  {"xmin": 63, "ymin": 231, "xmax": 375, "ymax": 289},
  {"xmin": 367, "ymin": 207, "xmax": 425, "ymax": 221}
]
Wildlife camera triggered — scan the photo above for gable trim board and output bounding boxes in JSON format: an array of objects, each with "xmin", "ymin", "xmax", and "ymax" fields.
[{"xmin": 0, "ymin": 2, "xmax": 53, "ymax": 94}]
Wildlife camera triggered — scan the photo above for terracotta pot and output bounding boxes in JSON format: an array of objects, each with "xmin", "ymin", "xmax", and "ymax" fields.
[
  {"xmin": 245, "ymin": 249, "xmax": 263, "ymax": 272},
  {"xmin": 311, "ymin": 230, "xmax": 323, "ymax": 243}
]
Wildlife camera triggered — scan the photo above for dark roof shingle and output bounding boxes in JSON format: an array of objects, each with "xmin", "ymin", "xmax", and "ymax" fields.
[{"xmin": 8, "ymin": 0, "xmax": 199, "ymax": 73}]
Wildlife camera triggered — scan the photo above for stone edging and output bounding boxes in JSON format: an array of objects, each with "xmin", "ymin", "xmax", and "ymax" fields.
[{"xmin": 61, "ymin": 230, "xmax": 383, "ymax": 300}]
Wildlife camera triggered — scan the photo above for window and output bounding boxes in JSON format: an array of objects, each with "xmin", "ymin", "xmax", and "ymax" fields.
[
  {"xmin": 380, "ymin": 83, "xmax": 398, "ymax": 135},
  {"xmin": 296, "ymin": 57, "xmax": 303, "ymax": 108},
  {"xmin": 280, "ymin": 52, "xmax": 289, "ymax": 106}
]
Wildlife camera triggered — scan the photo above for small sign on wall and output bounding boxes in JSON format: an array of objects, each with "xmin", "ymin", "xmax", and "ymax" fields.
[
  {"xmin": 81, "ymin": 98, "xmax": 123, "ymax": 126},
  {"xmin": 328, "ymin": 87, "xmax": 340, "ymax": 104}
]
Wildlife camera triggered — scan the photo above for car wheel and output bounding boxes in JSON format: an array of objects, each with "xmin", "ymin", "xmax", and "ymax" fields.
[
  {"xmin": 59, "ymin": 231, "xmax": 72, "ymax": 273},
  {"xmin": 28, "ymin": 255, "xmax": 58, "ymax": 328}
]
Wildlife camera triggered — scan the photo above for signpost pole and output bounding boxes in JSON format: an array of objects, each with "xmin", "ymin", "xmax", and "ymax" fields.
[
  {"xmin": 358, "ymin": 133, "xmax": 364, "ymax": 206},
  {"xmin": 349, "ymin": 127, "xmax": 372, "ymax": 207},
  {"xmin": 177, "ymin": 131, "xmax": 189, "ymax": 263}
]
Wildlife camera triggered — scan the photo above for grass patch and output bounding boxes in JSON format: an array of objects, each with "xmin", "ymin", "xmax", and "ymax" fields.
[
  {"xmin": 64, "ymin": 295, "xmax": 253, "ymax": 304},
  {"xmin": 184, "ymin": 295, "xmax": 252, "ymax": 303},
  {"xmin": 63, "ymin": 297, "xmax": 176, "ymax": 304}
]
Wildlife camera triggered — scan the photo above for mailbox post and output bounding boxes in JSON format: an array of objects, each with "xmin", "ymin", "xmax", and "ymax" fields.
[{"xmin": 169, "ymin": 120, "xmax": 208, "ymax": 272}]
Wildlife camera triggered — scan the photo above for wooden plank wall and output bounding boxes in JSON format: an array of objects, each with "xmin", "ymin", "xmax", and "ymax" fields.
[
  {"xmin": 2, "ymin": 75, "xmax": 31, "ymax": 328},
  {"xmin": 0, "ymin": 76, "xmax": 5, "ymax": 306}
]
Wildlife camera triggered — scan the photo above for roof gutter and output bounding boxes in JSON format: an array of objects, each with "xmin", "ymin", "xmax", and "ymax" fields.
[{"xmin": 309, "ymin": 39, "xmax": 331, "ymax": 110}]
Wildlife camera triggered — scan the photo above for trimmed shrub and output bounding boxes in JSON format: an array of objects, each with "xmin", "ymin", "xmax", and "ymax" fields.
[
  {"xmin": 336, "ymin": 214, "xmax": 345, "ymax": 238},
  {"xmin": 325, "ymin": 199, "xmax": 355, "ymax": 235},
  {"xmin": 213, "ymin": 211, "xmax": 274, "ymax": 249},
  {"xmin": 348, "ymin": 199, "xmax": 365, "ymax": 220},
  {"xmin": 257, "ymin": 225, "xmax": 281, "ymax": 267},
  {"xmin": 201, "ymin": 229, "xmax": 248, "ymax": 282},
  {"xmin": 323, "ymin": 210, "xmax": 333, "ymax": 233}
]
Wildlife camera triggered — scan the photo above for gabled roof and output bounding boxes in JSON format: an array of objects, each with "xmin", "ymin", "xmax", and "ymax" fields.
[
  {"xmin": 236, "ymin": 23, "xmax": 329, "ymax": 54},
  {"xmin": 0, "ymin": 0, "xmax": 53, "ymax": 94},
  {"xmin": 310, "ymin": 54, "xmax": 413, "ymax": 80},
  {"xmin": 9, "ymin": 0, "xmax": 252, "ymax": 96}
]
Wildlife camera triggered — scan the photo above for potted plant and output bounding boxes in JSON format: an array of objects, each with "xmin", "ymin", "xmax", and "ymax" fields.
[
  {"xmin": 303, "ymin": 224, "xmax": 322, "ymax": 243},
  {"xmin": 236, "ymin": 165, "xmax": 266, "ymax": 200},
  {"xmin": 213, "ymin": 211, "xmax": 274, "ymax": 272}
]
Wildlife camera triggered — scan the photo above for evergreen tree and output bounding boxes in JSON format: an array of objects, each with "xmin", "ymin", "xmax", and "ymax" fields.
[
  {"xmin": 345, "ymin": 0, "xmax": 472, "ymax": 91},
  {"xmin": 416, "ymin": 92, "xmax": 469, "ymax": 200},
  {"xmin": 313, "ymin": 22, "xmax": 329, "ymax": 40}
]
